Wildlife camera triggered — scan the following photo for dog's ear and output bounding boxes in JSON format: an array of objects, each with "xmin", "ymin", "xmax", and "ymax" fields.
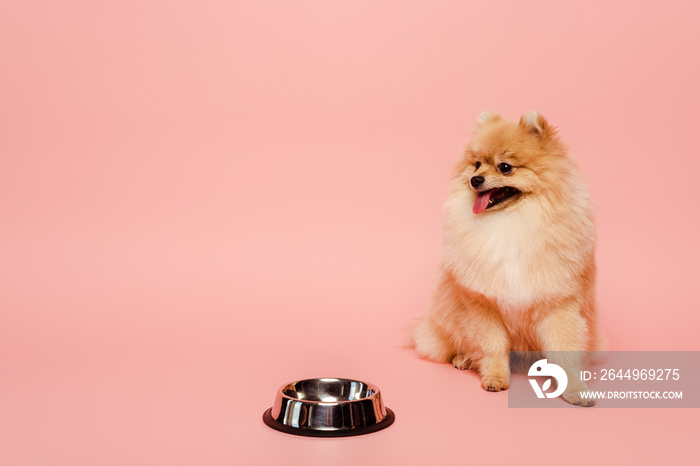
[
  {"xmin": 475, "ymin": 110, "xmax": 501, "ymax": 127},
  {"xmin": 519, "ymin": 111, "xmax": 550, "ymax": 139}
]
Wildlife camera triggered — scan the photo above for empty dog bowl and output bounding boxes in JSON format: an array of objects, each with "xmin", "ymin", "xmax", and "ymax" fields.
[{"xmin": 262, "ymin": 378, "xmax": 395, "ymax": 437}]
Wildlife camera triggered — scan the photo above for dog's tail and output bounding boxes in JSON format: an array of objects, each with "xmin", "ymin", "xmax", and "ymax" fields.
[{"xmin": 398, "ymin": 316, "xmax": 421, "ymax": 349}]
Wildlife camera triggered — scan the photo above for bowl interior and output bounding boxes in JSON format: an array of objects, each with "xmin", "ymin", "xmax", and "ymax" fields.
[{"xmin": 282, "ymin": 378, "xmax": 376, "ymax": 402}]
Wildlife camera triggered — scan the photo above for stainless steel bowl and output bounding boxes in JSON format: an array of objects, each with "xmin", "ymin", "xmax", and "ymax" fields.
[{"xmin": 262, "ymin": 378, "xmax": 395, "ymax": 437}]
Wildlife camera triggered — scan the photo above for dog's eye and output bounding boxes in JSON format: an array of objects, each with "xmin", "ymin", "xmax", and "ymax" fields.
[
  {"xmin": 498, "ymin": 163, "xmax": 513, "ymax": 174},
  {"xmin": 475, "ymin": 161, "xmax": 481, "ymax": 169}
]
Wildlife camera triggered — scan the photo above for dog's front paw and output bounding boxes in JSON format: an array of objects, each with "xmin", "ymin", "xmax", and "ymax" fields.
[
  {"xmin": 562, "ymin": 389, "xmax": 596, "ymax": 407},
  {"xmin": 481, "ymin": 374, "xmax": 509, "ymax": 392},
  {"xmin": 451, "ymin": 354, "xmax": 471, "ymax": 370}
]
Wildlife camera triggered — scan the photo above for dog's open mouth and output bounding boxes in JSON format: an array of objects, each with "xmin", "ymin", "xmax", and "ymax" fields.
[{"xmin": 473, "ymin": 187, "xmax": 521, "ymax": 214}]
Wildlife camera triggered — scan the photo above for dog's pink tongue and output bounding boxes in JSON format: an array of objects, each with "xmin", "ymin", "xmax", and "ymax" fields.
[{"xmin": 473, "ymin": 190, "xmax": 492, "ymax": 214}]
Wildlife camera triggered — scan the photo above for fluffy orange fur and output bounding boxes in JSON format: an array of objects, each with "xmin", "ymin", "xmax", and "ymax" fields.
[{"xmin": 413, "ymin": 111, "xmax": 602, "ymax": 406}]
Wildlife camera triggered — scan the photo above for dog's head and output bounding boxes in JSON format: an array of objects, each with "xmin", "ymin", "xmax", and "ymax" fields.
[{"xmin": 457, "ymin": 111, "xmax": 565, "ymax": 214}]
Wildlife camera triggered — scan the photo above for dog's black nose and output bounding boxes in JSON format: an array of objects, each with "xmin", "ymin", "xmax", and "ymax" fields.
[{"xmin": 471, "ymin": 176, "xmax": 485, "ymax": 188}]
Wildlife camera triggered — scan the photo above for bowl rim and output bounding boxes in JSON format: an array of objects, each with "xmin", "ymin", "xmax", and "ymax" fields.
[{"xmin": 277, "ymin": 377, "xmax": 382, "ymax": 404}]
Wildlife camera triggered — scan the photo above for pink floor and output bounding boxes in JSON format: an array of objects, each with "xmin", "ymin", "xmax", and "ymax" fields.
[{"xmin": 2, "ymin": 1, "xmax": 700, "ymax": 465}]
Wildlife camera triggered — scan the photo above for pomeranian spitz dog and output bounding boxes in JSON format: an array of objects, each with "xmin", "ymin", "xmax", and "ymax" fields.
[{"xmin": 413, "ymin": 111, "xmax": 602, "ymax": 406}]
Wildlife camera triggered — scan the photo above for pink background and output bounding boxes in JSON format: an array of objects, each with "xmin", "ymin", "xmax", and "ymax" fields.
[{"xmin": 2, "ymin": 1, "xmax": 699, "ymax": 464}]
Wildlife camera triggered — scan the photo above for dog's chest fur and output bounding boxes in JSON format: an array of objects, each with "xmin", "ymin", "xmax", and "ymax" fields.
[{"xmin": 441, "ymin": 191, "xmax": 592, "ymax": 313}]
